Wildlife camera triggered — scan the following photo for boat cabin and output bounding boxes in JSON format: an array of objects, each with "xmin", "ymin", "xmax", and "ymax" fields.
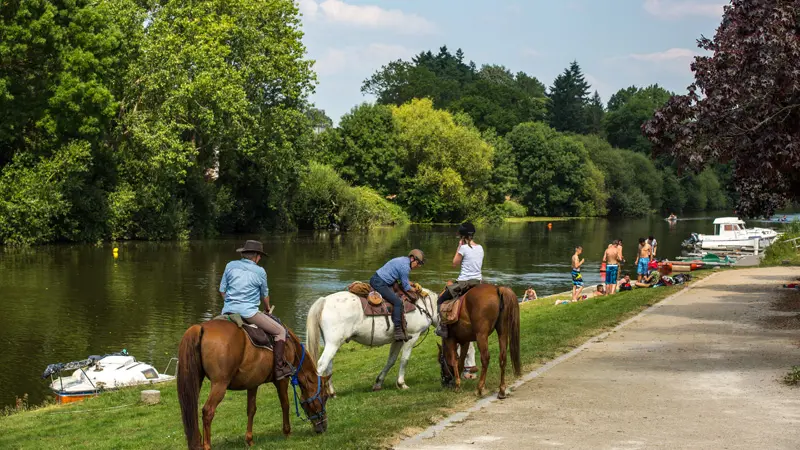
[{"xmin": 712, "ymin": 217, "xmax": 747, "ymax": 236}]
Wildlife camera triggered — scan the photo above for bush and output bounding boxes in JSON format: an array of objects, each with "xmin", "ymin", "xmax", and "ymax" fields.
[
  {"xmin": 291, "ymin": 162, "xmax": 408, "ymax": 230},
  {"xmin": 502, "ymin": 200, "xmax": 528, "ymax": 217},
  {"xmin": 762, "ymin": 221, "xmax": 800, "ymax": 266}
]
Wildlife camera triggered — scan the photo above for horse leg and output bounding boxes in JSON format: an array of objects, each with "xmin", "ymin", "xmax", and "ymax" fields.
[
  {"xmin": 475, "ymin": 333, "xmax": 491, "ymax": 397},
  {"xmin": 275, "ymin": 379, "xmax": 292, "ymax": 437},
  {"xmin": 201, "ymin": 381, "xmax": 228, "ymax": 450},
  {"xmin": 497, "ymin": 327, "xmax": 509, "ymax": 399},
  {"xmin": 457, "ymin": 343, "xmax": 469, "ymax": 379},
  {"xmin": 446, "ymin": 339, "xmax": 462, "ymax": 393},
  {"xmin": 316, "ymin": 340, "xmax": 341, "ymax": 397},
  {"xmin": 245, "ymin": 388, "xmax": 257, "ymax": 446},
  {"xmin": 396, "ymin": 333, "xmax": 420, "ymax": 389},
  {"xmin": 373, "ymin": 341, "xmax": 403, "ymax": 391}
]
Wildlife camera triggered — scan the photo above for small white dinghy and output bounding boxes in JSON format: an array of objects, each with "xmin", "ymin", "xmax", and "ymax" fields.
[{"xmin": 42, "ymin": 350, "xmax": 176, "ymax": 404}]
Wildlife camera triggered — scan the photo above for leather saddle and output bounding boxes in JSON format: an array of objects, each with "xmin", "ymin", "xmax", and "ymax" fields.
[
  {"xmin": 212, "ymin": 313, "xmax": 274, "ymax": 350},
  {"xmin": 348, "ymin": 281, "xmax": 418, "ymax": 317}
]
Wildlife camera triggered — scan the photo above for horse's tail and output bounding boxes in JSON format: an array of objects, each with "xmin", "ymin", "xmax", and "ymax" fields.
[
  {"xmin": 305, "ymin": 296, "xmax": 326, "ymax": 364},
  {"xmin": 500, "ymin": 287, "xmax": 522, "ymax": 376},
  {"xmin": 178, "ymin": 325, "xmax": 204, "ymax": 449}
]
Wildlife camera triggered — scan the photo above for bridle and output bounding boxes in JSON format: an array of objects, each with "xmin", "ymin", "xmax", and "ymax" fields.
[
  {"xmin": 289, "ymin": 343, "xmax": 326, "ymax": 426},
  {"xmin": 412, "ymin": 291, "xmax": 436, "ymax": 349}
]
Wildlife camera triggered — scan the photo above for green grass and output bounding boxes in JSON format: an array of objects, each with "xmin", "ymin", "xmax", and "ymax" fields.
[
  {"xmin": 762, "ymin": 222, "xmax": 800, "ymax": 266},
  {"xmin": 784, "ymin": 366, "xmax": 800, "ymax": 386},
  {"xmin": 0, "ymin": 275, "xmax": 711, "ymax": 449},
  {"xmin": 503, "ymin": 216, "xmax": 583, "ymax": 223}
]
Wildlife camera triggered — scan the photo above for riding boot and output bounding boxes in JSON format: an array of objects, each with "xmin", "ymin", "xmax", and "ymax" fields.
[
  {"xmin": 393, "ymin": 324, "xmax": 407, "ymax": 342},
  {"xmin": 272, "ymin": 339, "xmax": 293, "ymax": 381}
]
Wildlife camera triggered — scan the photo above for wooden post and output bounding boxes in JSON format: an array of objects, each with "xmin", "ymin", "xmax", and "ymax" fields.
[
  {"xmin": 141, "ymin": 390, "xmax": 161, "ymax": 405},
  {"xmin": 753, "ymin": 238, "xmax": 759, "ymax": 255}
]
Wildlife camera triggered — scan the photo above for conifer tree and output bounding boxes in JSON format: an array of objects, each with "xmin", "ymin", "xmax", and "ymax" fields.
[{"xmin": 547, "ymin": 61, "xmax": 590, "ymax": 133}]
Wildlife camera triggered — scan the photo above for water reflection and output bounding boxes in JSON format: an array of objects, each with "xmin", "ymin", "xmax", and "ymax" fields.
[{"xmin": 0, "ymin": 213, "xmax": 779, "ymax": 407}]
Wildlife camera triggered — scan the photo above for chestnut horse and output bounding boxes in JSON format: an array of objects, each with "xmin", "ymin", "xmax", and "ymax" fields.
[
  {"xmin": 178, "ymin": 320, "xmax": 328, "ymax": 449},
  {"xmin": 437, "ymin": 284, "xmax": 521, "ymax": 398}
]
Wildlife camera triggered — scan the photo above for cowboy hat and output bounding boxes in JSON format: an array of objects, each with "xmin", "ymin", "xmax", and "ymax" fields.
[{"xmin": 236, "ymin": 240, "xmax": 267, "ymax": 256}]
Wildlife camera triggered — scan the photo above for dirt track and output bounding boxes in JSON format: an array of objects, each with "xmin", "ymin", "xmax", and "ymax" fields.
[{"xmin": 395, "ymin": 268, "xmax": 800, "ymax": 450}]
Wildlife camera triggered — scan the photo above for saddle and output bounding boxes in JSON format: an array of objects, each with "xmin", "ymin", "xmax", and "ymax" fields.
[
  {"xmin": 348, "ymin": 281, "xmax": 418, "ymax": 317},
  {"xmin": 211, "ymin": 313, "xmax": 274, "ymax": 350}
]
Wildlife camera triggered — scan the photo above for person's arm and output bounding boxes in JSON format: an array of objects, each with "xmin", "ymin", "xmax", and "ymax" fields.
[
  {"xmin": 260, "ymin": 270, "xmax": 270, "ymax": 311},
  {"xmin": 219, "ymin": 266, "xmax": 228, "ymax": 299},
  {"xmin": 453, "ymin": 242, "xmax": 464, "ymax": 267},
  {"xmin": 578, "ymin": 258, "xmax": 584, "ymax": 269},
  {"xmin": 532, "ymin": 289, "xmax": 537, "ymax": 299},
  {"xmin": 400, "ymin": 263, "xmax": 413, "ymax": 292}
]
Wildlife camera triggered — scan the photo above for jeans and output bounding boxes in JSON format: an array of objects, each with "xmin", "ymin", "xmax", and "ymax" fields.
[{"xmin": 370, "ymin": 273, "xmax": 402, "ymax": 328}]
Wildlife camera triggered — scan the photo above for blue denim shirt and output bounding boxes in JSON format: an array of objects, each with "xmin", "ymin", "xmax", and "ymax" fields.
[
  {"xmin": 375, "ymin": 256, "xmax": 413, "ymax": 291},
  {"xmin": 219, "ymin": 259, "xmax": 268, "ymax": 319}
]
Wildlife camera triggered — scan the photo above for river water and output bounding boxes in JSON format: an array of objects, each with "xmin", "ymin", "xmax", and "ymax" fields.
[{"xmin": 0, "ymin": 213, "xmax": 787, "ymax": 408}]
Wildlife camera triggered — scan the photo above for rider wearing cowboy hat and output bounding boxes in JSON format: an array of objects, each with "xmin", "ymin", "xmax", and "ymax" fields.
[
  {"xmin": 219, "ymin": 240, "xmax": 292, "ymax": 381},
  {"xmin": 370, "ymin": 250, "xmax": 425, "ymax": 342}
]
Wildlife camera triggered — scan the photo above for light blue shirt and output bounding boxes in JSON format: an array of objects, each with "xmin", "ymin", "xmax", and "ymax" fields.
[
  {"xmin": 219, "ymin": 259, "xmax": 268, "ymax": 319},
  {"xmin": 375, "ymin": 256, "xmax": 413, "ymax": 291}
]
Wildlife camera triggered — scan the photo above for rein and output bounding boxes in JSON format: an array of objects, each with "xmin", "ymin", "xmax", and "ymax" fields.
[
  {"xmin": 289, "ymin": 343, "xmax": 326, "ymax": 424},
  {"xmin": 413, "ymin": 292, "xmax": 436, "ymax": 349}
]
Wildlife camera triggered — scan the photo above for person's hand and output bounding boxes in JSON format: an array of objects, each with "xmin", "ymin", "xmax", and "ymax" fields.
[{"xmin": 412, "ymin": 282, "xmax": 423, "ymax": 293}]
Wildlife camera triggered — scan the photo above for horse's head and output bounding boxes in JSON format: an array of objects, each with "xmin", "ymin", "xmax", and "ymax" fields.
[
  {"xmin": 290, "ymin": 334, "xmax": 328, "ymax": 433},
  {"xmin": 437, "ymin": 343, "xmax": 455, "ymax": 387}
]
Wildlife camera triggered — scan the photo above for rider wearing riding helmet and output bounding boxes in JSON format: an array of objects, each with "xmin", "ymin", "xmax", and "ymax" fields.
[
  {"xmin": 435, "ymin": 222, "xmax": 484, "ymax": 338},
  {"xmin": 370, "ymin": 250, "xmax": 425, "ymax": 342}
]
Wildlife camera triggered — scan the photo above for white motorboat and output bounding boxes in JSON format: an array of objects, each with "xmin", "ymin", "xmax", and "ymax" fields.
[
  {"xmin": 683, "ymin": 217, "xmax": 780, "ymax": 251},
  {"xmin": 42, "ymin": 351, "xmax": 176, "ymax": 404}
]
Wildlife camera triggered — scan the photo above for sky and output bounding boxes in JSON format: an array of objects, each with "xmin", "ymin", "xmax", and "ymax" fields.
[{"xmin": 297, "ymin": 0, "xmax": 726, "ymax": 123}]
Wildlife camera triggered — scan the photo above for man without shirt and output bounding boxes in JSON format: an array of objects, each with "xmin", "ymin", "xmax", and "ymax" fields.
[
  {"xmin": 571, "ymin": 246, "xmax": 585, "ymax": 301},
  {"xmin": 636, "ymin": 237, "xmax": 651, "ymax": 282},
  {"xmin": 602, "ymin": 241, "xmax": 621, "ymax": 295}
]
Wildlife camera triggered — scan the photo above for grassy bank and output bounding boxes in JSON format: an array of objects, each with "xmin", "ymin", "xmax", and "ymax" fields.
[
  {"xmin": 504, "ymin": 216, "xmax": 583, "ymax": 223},
  {"xmin": 762, "ymin": 222, "xmax": 800, "ymax": 266},
  {"xmin": 0, "ymin": 275, "xmax": 713, "ymax": 449}
]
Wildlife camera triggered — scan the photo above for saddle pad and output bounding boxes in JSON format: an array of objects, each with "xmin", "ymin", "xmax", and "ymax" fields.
[
  {"xmin": 358, "ymin": 296, "xmax": 416, "ymax": 317},
  {"xmin": 439, "ymin": 296, "xmax": 465, "ymax": 325},
  {"xmin": 211, "ymin": 314, "xmax": 274, "ymax": 350}
]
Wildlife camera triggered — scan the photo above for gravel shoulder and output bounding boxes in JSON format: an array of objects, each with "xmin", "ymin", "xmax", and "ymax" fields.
[{"xmin": 396, "ymin": 268, "xmax": 800, "ymax": 450}]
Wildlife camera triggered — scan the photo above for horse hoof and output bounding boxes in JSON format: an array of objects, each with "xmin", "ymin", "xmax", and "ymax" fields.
[
  {"xmin": 372, "ymin": 384, "xmax": 383, "ymax": 391},
  {"xmin": 476, "ymin": 388, "xmax": 484, "ymax": 397},
  {"xmin": 497, "ymin": 390, "xmax": 508, "ymax": 400},
  {"xmin": 453, "ymin": 386, "xmax": 461, "ymax": 393},
  {"xmin": 397, "ymin": 383, "xmax": 409, "ymax": 390}
]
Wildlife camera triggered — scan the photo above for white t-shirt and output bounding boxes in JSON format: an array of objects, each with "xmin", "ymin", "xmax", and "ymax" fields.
[{"xmin": 457, "ymin": 244, "xmax": 484, "ymax": 281}]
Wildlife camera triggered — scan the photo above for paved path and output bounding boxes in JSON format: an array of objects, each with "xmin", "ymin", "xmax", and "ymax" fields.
[{"xmin": 396, "ymin": 268, "xmax": 800, "ymax": 450}]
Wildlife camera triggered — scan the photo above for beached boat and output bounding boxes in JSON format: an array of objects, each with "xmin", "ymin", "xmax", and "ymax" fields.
[
  {"xmin": 682, "ymin": 217, "xmax": 779, "ymax": 251},
  {"xmin": 42, "ymin": 351, "xmax": 175, "ymax": 404}
]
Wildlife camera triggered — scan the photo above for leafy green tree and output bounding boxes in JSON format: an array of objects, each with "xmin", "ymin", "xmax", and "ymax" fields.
[
  {"xmin": 506, "ymin": 122, "xmax": 607, "ymax": 216},
  {"xmin": 325, "ymin": 103, "xmax": 404, "ymax": 196},
  {"xmin": 606, "ymin": 86, "xmax": 639, "ymax": 112},
  {"xmin": 392, "ymin": 99, "xmax": 494, "ymax": 222},
  {"xmin": 604, "ymin": 85, "xmax": 672, "ymax": 153},
  {"xmin": 585, "ymin": 91, "xmax": 605, "ymax": 135},
  {"xmin": 481, "ymin": 129, "xmax": 518, "ymax": 204},
  {"xmin": 547, "ymin": 61, "xmax": 590, "ymax": 133}
]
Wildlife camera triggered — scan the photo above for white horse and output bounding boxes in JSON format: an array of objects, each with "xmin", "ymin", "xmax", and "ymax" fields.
[{"xmin": 305, "ymin": 287, "xmax": 473, "ymax": 394}]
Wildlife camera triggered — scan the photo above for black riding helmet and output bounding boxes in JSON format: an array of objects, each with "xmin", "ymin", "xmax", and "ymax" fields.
[{"xmin": 458, "ymin": 222, "xmax": 476, "ymax": 238}]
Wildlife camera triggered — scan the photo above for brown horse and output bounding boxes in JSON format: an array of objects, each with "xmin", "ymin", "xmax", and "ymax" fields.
[
  {"xmin": 178, "ymin": 320, "xmax": 328, "ymax": 449},
  {"xmin": 437, "ymin": 284, "xmax": 521, "ymax": 398}
]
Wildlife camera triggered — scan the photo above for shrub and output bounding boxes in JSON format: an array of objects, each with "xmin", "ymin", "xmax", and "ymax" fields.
[
  {"xmin": 291, "ymin": 162, "xmax": 408, "ymax": 230},
  {"xmin": 501, "ymin": 200, "xmax": 527, "ymax": 217}
]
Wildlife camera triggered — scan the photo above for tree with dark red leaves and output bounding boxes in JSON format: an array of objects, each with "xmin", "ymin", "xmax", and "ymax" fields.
[{"xmin": 643, "ymin": 0, "xmax": 800, "ymax": 218}]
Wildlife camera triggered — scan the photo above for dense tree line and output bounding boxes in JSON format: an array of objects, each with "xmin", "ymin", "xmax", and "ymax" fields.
[{"xmin": 6, "ymin": 0, "xmax": 786, "ymax": 244}]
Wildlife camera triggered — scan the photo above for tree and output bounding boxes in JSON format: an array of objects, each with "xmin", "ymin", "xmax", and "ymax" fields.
[
  {"xmin": 605, "ymin": 85, "xmax": 672, "ymax": 154},
  {"xmin": 325, "ymin": 103, "xmax": 404, "ymax": 196},
  {"xmin": 547, "ymin": 61, "xmax": 591, "ymax": 133},
  {"xmin": 506, "ymin": 122, "xmax": 607, "ymax": 216},
  {"xmin": 607, "ymin": 86, "xmax": 639, "ymax": 112},
  {"xmin": 643, "ymin": 0, "xmax": 800, "ymax": 217},
  {"xmin": 585, "ymin": 91, "xmax": 605, "ymax": 135}
]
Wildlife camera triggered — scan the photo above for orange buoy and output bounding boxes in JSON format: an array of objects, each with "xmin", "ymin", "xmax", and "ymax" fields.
[{"xmin": 547, "ymin": 222, "xmax": 552, "ymax": 229}]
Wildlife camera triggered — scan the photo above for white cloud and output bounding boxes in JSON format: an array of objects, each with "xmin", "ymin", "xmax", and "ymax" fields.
[
  {"xmin": 521, "ymin": 48, "xmax": 542, "ymax": 58},
  {"xmin": 629, "ymin": 47, "xmax": 700, "ymax": 63},
  {"xmin": 314, "ymin": 44, "xmax": 416, "ymax": 76},
  {"xmin": 298, "ymin": 0, "xmax": 436, "ymax": 34},
  {"xmin": 642, "ymin": 0, "xmax": 724, "ymax": 19}
]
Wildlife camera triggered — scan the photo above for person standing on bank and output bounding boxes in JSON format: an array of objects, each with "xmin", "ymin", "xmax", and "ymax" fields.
[
  {"xmin": 370, "ymin": 250, "xmax": 425, "ymax": 342},
  {"xmin": 436, "ymin": 222, "xmax": 484, "ymax": 338},
  {"xmin": 219, "ymin": 240, "xmax": 292, "ymax": 381},
  {"xmin": 571, "ymin": 246, "xmax": 585, "ymax": 301}
]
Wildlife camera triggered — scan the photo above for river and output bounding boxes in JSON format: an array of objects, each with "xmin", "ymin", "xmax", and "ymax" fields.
[{"xmin": 0, "ymin": 213, "xmax": 788, "ymax": 408}]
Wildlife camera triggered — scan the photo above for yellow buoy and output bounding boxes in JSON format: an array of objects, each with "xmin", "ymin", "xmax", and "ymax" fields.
[{"xmin": 113, "ymin": 247, "xmax": 119, "ymax": 259}]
